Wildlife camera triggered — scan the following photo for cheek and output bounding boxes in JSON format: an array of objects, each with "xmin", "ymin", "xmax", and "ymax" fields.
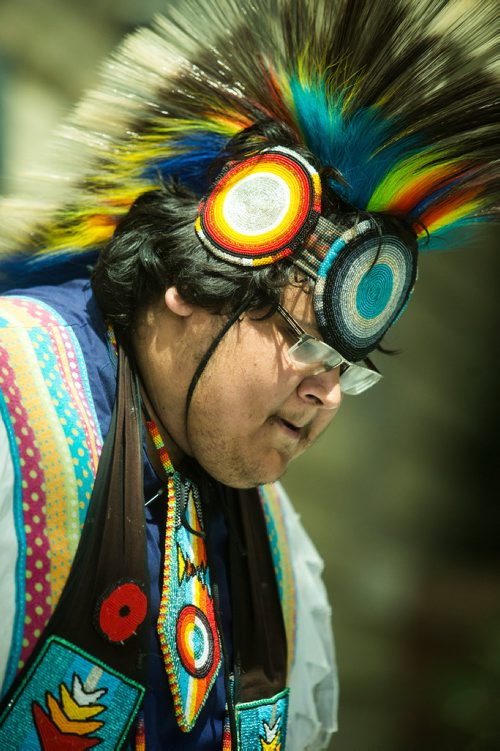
[
  {"xmin": 186, "ymin": 394, "xmax": 284, "ymax": 487},
  {"xmin": 209, "ymin": 346, "xmax": 283, "ymax": 415},
  {"xmin": 187, "ymin": 363, "xmax": 276, "ymax": 454},
  {"xmin": 201, "ymin": 377, "xmax": 270, "ymax": 431}
]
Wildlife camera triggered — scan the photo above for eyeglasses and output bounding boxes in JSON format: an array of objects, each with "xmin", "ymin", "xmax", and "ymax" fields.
[{"xmin": 276, "ymin": 304, "xmax": 382, "ymax": 395}]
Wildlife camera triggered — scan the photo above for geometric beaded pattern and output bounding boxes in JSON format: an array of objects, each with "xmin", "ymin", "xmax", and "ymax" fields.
[
  {"xmin": 0, "ymin": 296, "xmax": 102, "ymax": 689},
  {"xmin": 157, "ymin": 474, "xmax": 222, "ymax": 732},
  {"xmin": 235, "ymin": 688, "xmax": 289, "ymax": 751},
  {"xmin": 0, "ymin": 635, "xmax": 144, "ymax": 750}
]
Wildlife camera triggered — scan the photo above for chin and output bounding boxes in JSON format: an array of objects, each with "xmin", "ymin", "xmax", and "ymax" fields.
[
  {"xmin": 229, "ymin": 473, "xmax": 283, "ymax": 490},
  {"xmin": 209, "ymin": 469, "xmax": 281, "ymax": 490},
  {"xmin": 200, "ymin": 453, "xmax": 288, "ymax": 490}
]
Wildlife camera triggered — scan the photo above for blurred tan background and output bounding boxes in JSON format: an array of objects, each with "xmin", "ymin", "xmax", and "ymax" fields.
[{"xmin": 1, "ymin": 1, "xmax": 499, "ymax": 749}]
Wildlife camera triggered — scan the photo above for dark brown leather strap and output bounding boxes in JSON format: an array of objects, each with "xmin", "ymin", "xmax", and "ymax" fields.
[
  {"xmin": 53, "ymin": 344, "xmax": 149, "ymax": 680},
  {"xmin": 229, "ymin": 487, "xmax": 288, "ymax": 702}
]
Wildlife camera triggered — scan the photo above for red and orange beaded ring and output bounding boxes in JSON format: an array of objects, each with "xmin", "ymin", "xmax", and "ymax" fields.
[{"xmin": 196, "ymin": 146, "xmax": 322, "ymax": 266}]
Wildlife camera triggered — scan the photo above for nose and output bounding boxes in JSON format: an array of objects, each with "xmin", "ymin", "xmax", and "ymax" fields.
[{"xmin": 296, "ymin": 367, "xmax": 342, "ymax": 410}]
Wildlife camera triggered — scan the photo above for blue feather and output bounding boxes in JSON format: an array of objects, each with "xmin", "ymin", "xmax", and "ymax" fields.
[
  {"xmin": 290, "ymin": 80, "xmax": 419, "ymax": 208},
  {"xmin": 0, "ymin": 250, "xmax": 98, "ymax": 294},
  {"xmin": 411, "ymin": 175, "xmax": 466, "ymax": 218},
  {"xmin": 140, "ymin": 133, "xmax": 228, "ymax": 196}
]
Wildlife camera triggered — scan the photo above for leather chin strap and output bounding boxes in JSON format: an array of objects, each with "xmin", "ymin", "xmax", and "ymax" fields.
[{"xmin": 184, "ymin": 298, "xmax": 251, "ymax": 424}]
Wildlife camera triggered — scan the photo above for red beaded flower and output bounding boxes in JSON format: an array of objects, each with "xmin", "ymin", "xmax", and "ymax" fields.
[{"xmin": 95, "ymin": 580, "xmax": 148, "ymax": 643}]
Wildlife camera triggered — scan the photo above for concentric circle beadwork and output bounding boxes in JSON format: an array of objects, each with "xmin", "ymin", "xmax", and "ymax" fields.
[
  {"xmin": 176, "ymin": 604, "xmax": 215, "ymax": 679},
  {"xmin": 314, "ymin": 223, "xmax": 417, "ymax": 361},
  {"xmin": 196, "ymin": 147, "xmax": 321, "ymax": 265}
]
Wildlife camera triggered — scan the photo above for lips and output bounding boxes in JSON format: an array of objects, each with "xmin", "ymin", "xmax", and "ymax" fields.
[{"xmin": 275, "ymin": 416, "xmax": 304, "ymax": 439}]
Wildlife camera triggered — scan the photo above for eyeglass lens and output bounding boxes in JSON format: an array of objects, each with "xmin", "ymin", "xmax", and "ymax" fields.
[
  {"xmin": 277, "ymin": 304, "xmax": 382, "ymax": 395},
  {"xmin": 287, "ymin": 337, "xmax": 382, "ymax": 395}
]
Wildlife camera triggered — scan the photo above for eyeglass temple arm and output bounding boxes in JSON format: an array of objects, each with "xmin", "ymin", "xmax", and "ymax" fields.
[{"xmin": 276, "ymin": 304, "xmax": 307, "ymax": 338}]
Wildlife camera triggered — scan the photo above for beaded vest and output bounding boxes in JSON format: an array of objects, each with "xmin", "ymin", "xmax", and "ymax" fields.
[{"xmin": 0, "ymin": 294, "xmax": 297, "ymax": 750}]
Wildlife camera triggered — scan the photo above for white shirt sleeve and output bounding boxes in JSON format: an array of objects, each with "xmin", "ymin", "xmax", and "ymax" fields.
[
  {"xmin": 276, "ymin": 484, "xmax": 339, "ymax": 751},
  {"xmin": 0, "ymin": 411, "xmax": 19, "ymax": 693}
]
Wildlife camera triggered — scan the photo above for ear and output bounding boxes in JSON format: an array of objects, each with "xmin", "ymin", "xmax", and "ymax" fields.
[{"xmin": 164, "ymin": 286, "xmax": 194, "ymax": 317}]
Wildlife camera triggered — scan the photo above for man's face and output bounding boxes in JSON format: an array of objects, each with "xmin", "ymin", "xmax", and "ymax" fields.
[{"xmin": 140, "ymin": 283, "xmax": 342, "ymax": 489}]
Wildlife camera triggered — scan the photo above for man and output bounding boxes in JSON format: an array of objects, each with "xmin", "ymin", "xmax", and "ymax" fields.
[
  {"xmin": 0, "ymin": 173, "xmax": 341, "ymax": 751},
  {"xmin": 0, "ymin": 1, "xmax": 498, "ymax": 749}
]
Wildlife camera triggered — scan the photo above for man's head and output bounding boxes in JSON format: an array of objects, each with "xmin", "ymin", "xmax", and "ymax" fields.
[
  {"xmin": 129, "ymin": 278, "xmax": 342, "ymax": 488},
  {"xmin": 92, "ymin": 191, "xmax": 343, "ymax": 488},
  {"xmin": 92, "ymin": 125, "xmax": 414, "ymax": 486}
]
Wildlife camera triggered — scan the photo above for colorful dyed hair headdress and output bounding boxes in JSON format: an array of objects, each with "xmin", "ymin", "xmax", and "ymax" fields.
[
  {"xmin": 0, "ymin": 0, "xmax": 498, "ymax": 357},
  {"xmin": 196, "ymin": 145, "xmax": 418, "ymax": 360}
]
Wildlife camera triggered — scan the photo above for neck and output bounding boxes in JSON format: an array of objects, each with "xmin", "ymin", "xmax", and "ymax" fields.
[{"xmin": 140, "ymin": 384, "xmax": 185, "ymax": 476}]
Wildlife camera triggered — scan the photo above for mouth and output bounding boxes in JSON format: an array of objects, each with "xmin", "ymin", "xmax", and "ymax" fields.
[{"xmin": 275, "ymin": 416, "xmax": 304, "ymax": 440}]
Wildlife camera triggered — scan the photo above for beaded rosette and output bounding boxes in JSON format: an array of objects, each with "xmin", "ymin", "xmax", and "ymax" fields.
[
  {"xmin": 196, "ymin": 147, "xmax": 321, "ymax": 267},
  {"xmin": 196, "ymin": 147, "xmax": 418, "ymax": 361}
]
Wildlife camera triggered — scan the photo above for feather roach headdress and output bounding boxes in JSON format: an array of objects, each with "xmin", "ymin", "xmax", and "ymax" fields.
[{"xmin": 0, "ymin": 0, "xmax": 498, "ymax": 354}]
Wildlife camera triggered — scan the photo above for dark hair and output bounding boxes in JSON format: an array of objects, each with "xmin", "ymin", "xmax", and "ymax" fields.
[{"xmin": 91, "ymin": 180, "xmax": 301, "ymax": 349}]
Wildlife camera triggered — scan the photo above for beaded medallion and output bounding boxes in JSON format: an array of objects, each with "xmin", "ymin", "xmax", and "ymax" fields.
[
  {"xmin": 0, "ymin": 636, "xmax": 144, "ymax": 750},
  {"xmin": 147, "ymin": 420, "xmax": 222, "ymax": 732},
  {"xmin": 196, "ymin": 146, "xmax": 321, "ymax": 267},
  {"xmin": 158, "ymin": 474, "xmax": 222, "ymax": 731}
]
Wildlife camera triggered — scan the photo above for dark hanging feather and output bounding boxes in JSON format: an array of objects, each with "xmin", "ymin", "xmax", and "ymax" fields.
[{"xmin": 0, "ymin": 0, "xmax": 498, "ymax": 289}]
